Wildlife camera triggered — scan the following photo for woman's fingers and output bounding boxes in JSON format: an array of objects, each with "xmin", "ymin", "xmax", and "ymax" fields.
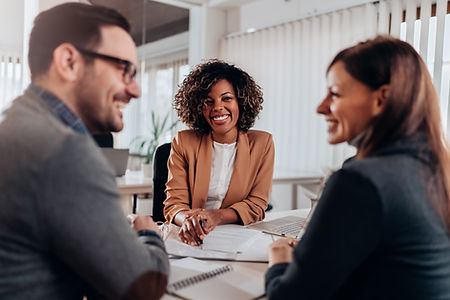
[
  {"xmin": 179, "ymin": 216, "xmax": 203, "ymax": 246},
  {"xmin": 178, "ymin": 210, "xmax": 223, "ymax": 246},
  {"xmin": 185, "ymin": 208, "xmax": 204, "ymax": 218},
  {"xmin": 191, "ymin": 216, "xmax": 206, "ymax": 239},
  {"xmin": 179, "ymin": 222, "xmax": 193, "ymax": 244},
  {"xmin": 268, "ymin": 237, "xmax": 295, "ymax": 267},
  {"xmin": 179, "ymin": 226, "xmax": 195, "ymax": 244},
  {"xmin": 185, "ymin": 217, "xmax": 201, "ymax": 245},
  {"xmin": 287, "ymin": 238, "xmax": 299, "ymax": 247},
  {"xmin": 196, "ymin": 211, "xmax": 219, "ymax": 233}
]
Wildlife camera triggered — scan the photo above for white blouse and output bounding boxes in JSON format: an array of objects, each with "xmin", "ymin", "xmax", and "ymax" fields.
[{"xmin": 205, "ymin": 141, "xmax": 237, "ymax": 210}]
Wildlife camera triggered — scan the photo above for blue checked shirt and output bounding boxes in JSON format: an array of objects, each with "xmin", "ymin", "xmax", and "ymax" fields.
[{"xmin": 29, "ymin": 85, "xmax": 89, "ymax": 135}]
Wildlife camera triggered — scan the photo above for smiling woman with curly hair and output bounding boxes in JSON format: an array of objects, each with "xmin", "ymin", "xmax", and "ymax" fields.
[
  {"xmin": 164, "ymin": 60, "xmax": 275, "ymax": 246},
  {"xmin": 173, "ymin": 59, "xmax": 263, "ymax": 134}
]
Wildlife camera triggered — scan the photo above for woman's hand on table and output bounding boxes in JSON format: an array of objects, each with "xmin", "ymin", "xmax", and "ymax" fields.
[
  {"xmin": 177, "ymin": 209, "xmax": 223, "ymax": 246},
  {"xmin": 268, "ymin": 237, "xmax": 298, "ymax": 267},
  {"xmin": 193, "ymin": 209, "xmax": 222, "ymax": 233},
  {"xmin": 177, "ymin": 209, "xmax": 206, "ymax": 246}
]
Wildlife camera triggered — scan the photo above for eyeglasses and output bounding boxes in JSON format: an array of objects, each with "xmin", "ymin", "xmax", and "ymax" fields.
[{"xmin": 76, "ymin": 47, "xmax": 137, "ymax": 84}]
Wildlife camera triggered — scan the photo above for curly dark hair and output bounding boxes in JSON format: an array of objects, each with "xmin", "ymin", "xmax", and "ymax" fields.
[{"xmin": 173, "ymin": 59, "xmax": 263, "ymax": 134}]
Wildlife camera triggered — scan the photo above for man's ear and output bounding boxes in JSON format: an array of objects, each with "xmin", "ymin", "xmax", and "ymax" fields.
[
  {"xmin": 52, "ymin": 43, "xmax": 83, "ymax": 82},
  {"xmin": 372, "ymin": 84, "xmax": 389, "ymax": 116}
]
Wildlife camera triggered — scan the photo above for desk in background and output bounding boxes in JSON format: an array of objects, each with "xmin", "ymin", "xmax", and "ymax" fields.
[
  {"xmin": 273, "ymin": 171, "xmax": 323, "ymax": 209},
  {"xmin": 117, "ymin": 169, "xmax": 322, "ymax": 213},
  {"xmin": 116, "ymin": 170, "xmax": 152, "ymax": 214}
]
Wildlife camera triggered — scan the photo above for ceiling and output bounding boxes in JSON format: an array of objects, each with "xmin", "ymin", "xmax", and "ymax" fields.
[{"xmin": 88, "ymin": 0, "xmax": 189, "ymax": 46}]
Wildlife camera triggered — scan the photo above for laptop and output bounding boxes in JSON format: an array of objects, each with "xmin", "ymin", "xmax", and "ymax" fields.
[
  {"xmin": 246, "ymin": 215, "xmax": 306, "ymax": 238},
  {"xmin": 100, "ymin": 148, "xmax": 129, "ymax": 177},
  {"xmin": 246, "ymin": 205, "xmax": 317, "ymax": 239}
]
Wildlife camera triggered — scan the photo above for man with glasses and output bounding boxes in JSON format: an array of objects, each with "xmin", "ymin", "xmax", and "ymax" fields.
[{"xmin": 0, "ymin": 3, "xmax": 169, "ymax": 300}]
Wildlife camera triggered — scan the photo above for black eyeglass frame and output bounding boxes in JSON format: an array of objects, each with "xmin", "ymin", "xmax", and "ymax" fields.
[{"xmin": 75, "ymin": 47, "xmax": 137, "ymax": 84}]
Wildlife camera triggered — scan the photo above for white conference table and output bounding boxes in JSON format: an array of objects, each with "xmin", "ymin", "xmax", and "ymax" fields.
[
  {"xmin": 162, "ymin": 208, "xmax": 311, "ymax": 300},
  {"xmin": 117, "ymin": 169, "xmax": 322, "ymax": 213},
  {"xmin": 116, "ymin": 170, "xmax": 152, "ymax": 214},
  {"xmin": 272, "ymin": 170, "xmax": 323, "ymax": 209}
]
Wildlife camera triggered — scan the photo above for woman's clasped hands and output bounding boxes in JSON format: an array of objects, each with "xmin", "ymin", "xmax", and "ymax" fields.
[{"xmin": 178, "ymin": 209, "xmax": 222, "ymax": 246}]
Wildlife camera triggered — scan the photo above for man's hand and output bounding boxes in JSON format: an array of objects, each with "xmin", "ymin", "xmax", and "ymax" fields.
[{"xmin": 127, "ymin": 214, "xmax": 162, "ymax": 237}]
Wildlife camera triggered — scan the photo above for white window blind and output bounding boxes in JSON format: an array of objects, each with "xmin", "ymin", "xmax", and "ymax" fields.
[
  {"xmin": 220, "ymin": 4, "xmax": 378, "ymax": 174},
  {"xmin": 117, "ymin": 59, "xmax": 189, "ymax": 149},
  {"xmin": 387, "ymin": 0, "xmax": 450, "ymax": 133},
  {"xmin": 0, "ymin": 53, "xmax": 23, "ymax": 112},
  {"xmin": 220, "ymin": 0, "xmax": 450, "ymax": 175}
]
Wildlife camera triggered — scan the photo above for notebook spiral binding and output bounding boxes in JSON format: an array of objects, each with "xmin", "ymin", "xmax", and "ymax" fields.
[{"xmin": 168, "ymin": 265, "xmax": 233, "ymax": 291}]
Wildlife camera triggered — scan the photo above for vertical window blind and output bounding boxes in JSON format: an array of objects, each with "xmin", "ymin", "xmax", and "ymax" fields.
[
  {"xmin": 117, "ymin": 58, "xmax": 189, "ymax": 149},
  {"xmin": 220, "ymin": 0, "xmax": 450, "ymax": 175},
  {"xmin": 0, "ymin": 53, "xmax": 23, "ymax": 112},
  {"xmin": 388, "ymin": 0, "xmax": 450, "ymax": 133}
]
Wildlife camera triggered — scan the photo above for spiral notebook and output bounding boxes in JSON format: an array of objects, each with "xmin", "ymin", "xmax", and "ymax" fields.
[{"xmin": 168, "ymin": 258, "xmax": 264, "ymax": 300}]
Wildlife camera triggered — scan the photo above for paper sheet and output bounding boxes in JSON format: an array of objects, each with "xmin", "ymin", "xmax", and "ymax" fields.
[
  {"xmin": 165, "ymin": 238, "xmax": 237, "ymax": 260},
  {"xmin": 201, "ymin": 225, "xmax": 262, "ymax": 253},
  {"xmin": 164, "ymin": 224, "xmax": 264, "ymax": 260}
]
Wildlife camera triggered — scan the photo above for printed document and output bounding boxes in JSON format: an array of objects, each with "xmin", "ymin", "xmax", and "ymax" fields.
[{"xmin": 164, "ymin": 224, "xmax": 266, "ymax": 261}]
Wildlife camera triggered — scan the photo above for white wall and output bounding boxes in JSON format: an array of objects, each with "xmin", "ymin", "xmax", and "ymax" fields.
[
  {"xmin": 138, "ymin": 31, "xmax": 189, "ymax": 63},
  {"xmin": 189, "ymin": 5, "xmax": 227, "ymax": 65},
  {"xmin": 0, "ymin": 0, "xmax": 24, "ymax": 54},
  {"xmin": 39, "ymin": 0, "xmax": 77, "ymax": 11},
  {"xmin": 191, "ymin": 0, "xmax": 379, "ymax": 58},
  {"xmin": 235, "ymin": 0, "xmax": 376, "ymax": 33},
  {"xmin": 0, "ymin": 0, "xmax": 79, "ymax": 55}
]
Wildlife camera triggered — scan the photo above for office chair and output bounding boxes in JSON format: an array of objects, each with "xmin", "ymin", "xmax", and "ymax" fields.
[
  {"xmin": 152, "ymin": 142, "xmax": 172, "ymax": 222},
  {"xmin": 92, "ymin": 133, "xmax": 113, "ymax": 148}
]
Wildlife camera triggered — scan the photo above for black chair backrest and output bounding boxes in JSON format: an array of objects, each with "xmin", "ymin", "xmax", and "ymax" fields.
[
  {"xmin": 152, "ymin": 143, "xmax": 171, "ymax": 222},
  {"xmin": 93, "ymin": 133, "xmax": 114, "ymax": 148}
]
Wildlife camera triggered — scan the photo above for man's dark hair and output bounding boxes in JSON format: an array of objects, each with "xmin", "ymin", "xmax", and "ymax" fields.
[{"xmin": 28, "ymin": 3, "xmax": 130, "ymax": 80}]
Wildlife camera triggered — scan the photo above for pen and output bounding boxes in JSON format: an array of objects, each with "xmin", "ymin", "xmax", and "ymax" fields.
[{"xmin": 199, "ymin": 219, "xmax": 204, "ymax": 245}]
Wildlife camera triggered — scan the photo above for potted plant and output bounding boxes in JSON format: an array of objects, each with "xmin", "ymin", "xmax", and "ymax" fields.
[{"xmin": 130, "ymin": 111, "xmax": 178, "ymax": 177}]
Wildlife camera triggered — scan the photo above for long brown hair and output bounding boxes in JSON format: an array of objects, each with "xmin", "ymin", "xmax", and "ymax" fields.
[{"xmin": 329, "ymin": 36, "xmax": 450, "ymax": 229}]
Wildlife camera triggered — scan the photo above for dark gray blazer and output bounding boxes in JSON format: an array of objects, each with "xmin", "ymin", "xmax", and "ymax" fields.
[
  {"xmin": 0, "ymin": 89, "xmax": 169, "ymax": 299},
  {"xmin": 266, "ymin": 134, "xmax": 450, "ymax": 300}
]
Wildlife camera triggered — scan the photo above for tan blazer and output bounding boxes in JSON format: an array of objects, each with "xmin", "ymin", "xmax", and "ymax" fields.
[{"xmin": 164, "ymin": 129, "xmax": 275, "ymax": 225}]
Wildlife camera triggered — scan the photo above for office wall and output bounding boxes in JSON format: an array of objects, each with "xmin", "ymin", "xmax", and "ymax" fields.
[
  {"xmin": 220, "ymin": 0, "xmax": 450, "ymax": 210},
  {"xmin": 232, "ymin": 0, "xmax": 376, "ymax": 33},
  {"xmin": 0, "ymin": 0, "xmax": 24, "ymax": 54},
  {"xmin": 221, "ymin": 2, "xmax": 377, "ymax": 210},
  {"xmin": 0, "ymin": 0, "xmax": 76, "ymax": 55},
  {"xmin": 39, "ymin": 0, "xmax": 76, "ymax": 11}
]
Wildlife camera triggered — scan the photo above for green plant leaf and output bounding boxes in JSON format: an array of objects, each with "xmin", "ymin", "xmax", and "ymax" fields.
[{"xmin": 130, "ymin": 110, "xmax": 179, "ymax": 163}]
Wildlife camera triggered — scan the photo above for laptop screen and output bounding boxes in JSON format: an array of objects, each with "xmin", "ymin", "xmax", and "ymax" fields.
[{"xmin": 100, "ymin": 148, "xmax": 129, "ymax": 177}]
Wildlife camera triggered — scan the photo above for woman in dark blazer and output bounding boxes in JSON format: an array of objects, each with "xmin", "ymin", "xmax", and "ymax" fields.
[
  {"xmin": 164, "ymin": 60, "xmax": 274, "ymax": 246},
  {"xmin": 265, "ymin": 36, "xmax": 450, "ymax": 299}
]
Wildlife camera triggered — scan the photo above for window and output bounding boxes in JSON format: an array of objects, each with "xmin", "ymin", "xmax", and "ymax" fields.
[
  {"xmin": 220, "ymin": 0, "xmax": 450, "ymax": 174},
  {"xmin": 400, "ymin": 13, "xmax": 450, "ymax": 132},
  {"xmin": 117, "ymin": 59, "xmax": 189, "ymax": 150},
  {"xmin": 0, "ymin": 54, "xmax": 23, "ymax": 112}
]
